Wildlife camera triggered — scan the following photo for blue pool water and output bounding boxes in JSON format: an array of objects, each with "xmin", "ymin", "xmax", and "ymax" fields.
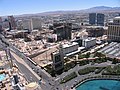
[
  {"xmin": 76, "ymin": 80, "xmax": 120, "ymax": 90},
  {"xmin": 0, "ymin": 74, "xmax": 5, "ymax": 81}
]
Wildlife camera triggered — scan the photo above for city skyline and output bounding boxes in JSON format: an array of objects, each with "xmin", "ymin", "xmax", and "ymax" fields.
[{"xmin": 0, "ymin": 0, "xmax": 120, "ymax": 16}]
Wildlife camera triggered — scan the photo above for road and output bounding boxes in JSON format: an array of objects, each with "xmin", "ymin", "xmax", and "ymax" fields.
[
  {"xmin": 0, "ymin": 38, "xmax": 41, "ymax": 82},
  {"xmin": 10, "ymin": 47, "xmax": 57, "ymax": 90},
  {"xmin": 58, "ymin": 61, "xmax": 113, "ymax": 90},
  {"xmin": 11, "ymin": 51, "xmax": 40, "ymax": 82},
  {"xmin": 0, "ymin": 34, "xmax": 55, "ymax": 90}
]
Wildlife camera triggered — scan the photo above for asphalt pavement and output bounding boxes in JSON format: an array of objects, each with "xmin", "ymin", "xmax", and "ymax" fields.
[{"xmin": 11, "ymin": 52, "xmax": 40, "ymax": 82}]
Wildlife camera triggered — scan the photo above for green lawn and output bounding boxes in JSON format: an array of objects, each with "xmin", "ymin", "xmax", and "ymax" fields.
[
  {"xmin": 78, "ymin": 67, "xmax": 105, "ymax": 75},
  {"xmin": 64, "ymin": 61, "xmax": 76, "ymax": 72},
  {"xmin": 78, "ymin": 67, "xmax": 96, "ymax": 75},
  {"xmin": 102, "ymin": 65, "xmax": 120, "ymax": 75},
  {"xmin": 60, "ymin": 72, "xmax": 77, "ymax": 84}
]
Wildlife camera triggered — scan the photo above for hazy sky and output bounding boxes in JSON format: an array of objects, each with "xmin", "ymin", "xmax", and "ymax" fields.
[{"xmin": 0, "ymin": 0, "xmax": 120, "ymax": 16}]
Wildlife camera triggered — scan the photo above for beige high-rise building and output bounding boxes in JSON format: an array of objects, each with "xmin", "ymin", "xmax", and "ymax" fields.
[
  {"xmin": 22, "ymin": 19, "xmax": 32, "ymax": 30},
  {"xmin": 107, "ymin": 17, "xmax": 120, "ymax": 42},
  {"xmin": 22, "ymin": 18, "xmax": 42, "ymax": 30},
  {"xmin": 8, "ymin": 16, "xmax": 17, "ymax": 29},
  {"xmin": 0, "ymin": 17, "xmax": 2, "ymax": 23},
  {"xmin": 31, "ymin": 18, "xmax": 42, "ymax": 30}
]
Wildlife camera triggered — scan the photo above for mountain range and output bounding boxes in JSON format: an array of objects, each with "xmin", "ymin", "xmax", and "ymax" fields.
[{"xmin": 17, "ymin": 6, "xmax": 120, "ymax": 17}]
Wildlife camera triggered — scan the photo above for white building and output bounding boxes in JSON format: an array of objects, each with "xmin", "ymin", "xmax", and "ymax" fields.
[
  {"xmin": 82, "ymin": 38, "xmax": 96, "ymax": 48},
  {"xmin": 62, "ymin": 42, "xmax": 79, "ymax": 56}
]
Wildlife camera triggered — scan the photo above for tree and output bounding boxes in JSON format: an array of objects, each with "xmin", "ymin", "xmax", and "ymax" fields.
[
  {"xmin": 94, "ymin": 52, "xmax": 106, "ymax": 57},
  {"xmin": 112, "ymin": 58, "xmax": 118, "ymax": 64},
  {"xmin": 85, "ymin": 52, "xmax": 90, "ymax": 58}
]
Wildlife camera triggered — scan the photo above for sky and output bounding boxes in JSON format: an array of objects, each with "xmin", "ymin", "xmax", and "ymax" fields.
[{"xmin": 0, "ymin": 0, "xmax": 120, "ymax": 16}]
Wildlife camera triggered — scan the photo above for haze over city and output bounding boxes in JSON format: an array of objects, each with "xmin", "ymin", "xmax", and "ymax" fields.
[{"xmin": 0, "ymin": 0, "xmax": 120, "ymax": 16}]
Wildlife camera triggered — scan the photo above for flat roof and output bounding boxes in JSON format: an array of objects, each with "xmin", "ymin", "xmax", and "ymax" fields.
[
  {"xmin": 83, "ymin": 38, "xmax": 96, "ymax": 41},
  {"xmin": 66, "ymin": 47, "xmax": 85, "ymax": 57},
  {"xmin": 62, "ymin": 42, "xmax": 78, "ymax": 48},
  {"xmin": 114, "ymin": 16, "xmax": 120, "ymax": 20},
  {"xmin": 86, "ymin": 26, "xmax": 104, "ymax": 28}
]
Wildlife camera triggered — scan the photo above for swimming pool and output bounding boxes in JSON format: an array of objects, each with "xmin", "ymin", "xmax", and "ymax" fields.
[
  {"xmin": 0, "ymin": 74, "xmax": 6, "ymax": 81},
  {"xmin": 76, "ymin": 79, "xmax": 120, "ymax": 90}
]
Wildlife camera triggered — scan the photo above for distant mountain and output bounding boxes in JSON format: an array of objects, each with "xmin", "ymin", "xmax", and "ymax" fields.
[
  {"xmin": 15, "ymin": 6, "xmax": 120, "ymax": 17},
  {"xmin": 88, "ymin": 6, "xmax": 112, "ymax": 11},
  {"xmin": 85, "ymin": 6, "xmax": 120, "ymax": 12}
]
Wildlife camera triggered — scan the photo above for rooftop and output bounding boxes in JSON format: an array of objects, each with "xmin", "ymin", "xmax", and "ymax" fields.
[
  {"xmin": 62, "ymin": 42, "xmax": 78, "ymax": 48},
  {"xmin": 26, "ymin": 82, "xmax": 41, "ymax": 90},
  {"xmin": 86, "ymin": 26, "xmax": 104, "ymax": 29},
  {"xmin": 114, "ymin": 16, "xmax": 120, "ymax": 20},
  {"xmin": 83, "ymin": 38, "xmax": 96, "ymax": 41}
]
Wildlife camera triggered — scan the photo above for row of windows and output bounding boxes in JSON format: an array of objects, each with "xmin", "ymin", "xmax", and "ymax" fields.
[
  {"xmin": 108, "ymin": 26, "xmax": 120, "ymax": 36},
  {"xmin": 108, "ymin": 23, "xmax": 120, "ymax": 25},
  {"xmin": 108, "ymin": 35, "xmax": 120, "ymax": 41}
]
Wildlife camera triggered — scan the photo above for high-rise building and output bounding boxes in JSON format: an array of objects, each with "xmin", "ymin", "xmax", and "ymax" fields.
[
  {"xmin": 31, "ymin": 18, "xmax": 42, "ymax": 30},
  {"xmin": 2, "ymin": 19, "xmax": 10, "ymax": 29},
  {"xmin": 89, "ymin": 13, "xmax": 104, "ymax": 26},
  {"xmin": 51, "ymin": 44, "xmax": 64, "ymax": 72},
  {"xmin": 97, "ymin": 13, "xmax": 104, "ymax": 26},
  {"xmin": 13, "ymin": 74, "xmax": 19, "ymax": 84},
  {"xmin": 53, "ymin": 22, "xmax": 72, "ymax": 41},
  {"xmin": 22, "ymin": 18, "xmax": 42, "ymax": 30},
  {"xmin": 0, "ymin": 17, "xmax": 2, "ymax": 31},
  {"xmin": 107, "ymin": 17, "xmax": 120, "ymax": 42},
  {"xmin": 89, "ymin": 13, "xmax": 96, "ymax": 25},
  {"xmin": 8, "ymin": 16, "xmax": 17, "ymax": 30},
  {"xmin": 16, "ymin": 20, "xmax": 23, "ymax": 30},
  {"xmin": 0, "ymin": 17, "xmax": 2, "ymax": 23},
  {"xmin": 22, "ymin": 19, "xmax": 32, "ymax": 30}
]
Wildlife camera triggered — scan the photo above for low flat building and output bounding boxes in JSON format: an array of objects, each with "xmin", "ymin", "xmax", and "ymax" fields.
[
  {"xmin": 82, "ymin": 38, "xmax": 96, "ymax": 48},
  {"xmin": 62, "ymin": 42, "xmax": 79, "ymax": 56}
]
